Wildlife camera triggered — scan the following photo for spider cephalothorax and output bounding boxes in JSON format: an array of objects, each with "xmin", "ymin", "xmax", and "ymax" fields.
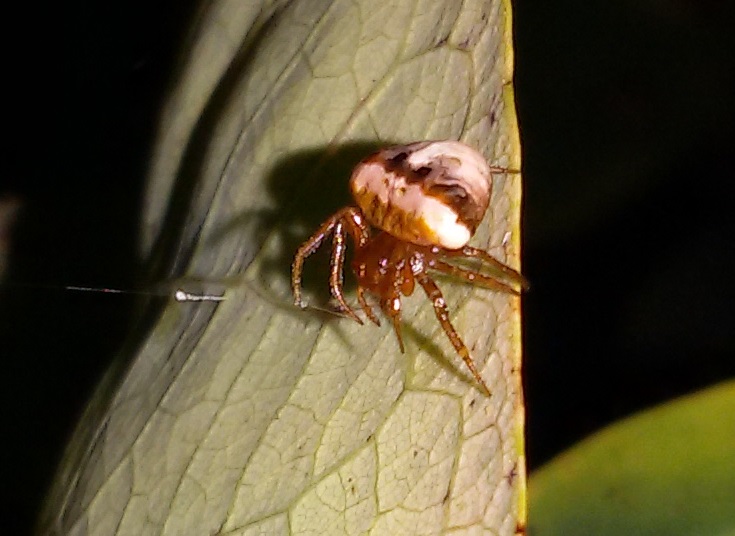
[{"xmin": 291, "ymin": 140, "xmax": 528, "ymax": 395}]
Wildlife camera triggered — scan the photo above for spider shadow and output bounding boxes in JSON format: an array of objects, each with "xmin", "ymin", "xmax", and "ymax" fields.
[
  {"xmin": 206, "ymin": 140, "xmax": 395, "ymax": 313},
  {"xmin": 401, "ymin": 323, "xmax": 470, "ymax": 389},
  {"xmin": 204, "ymin": 141, "xmax": 409, "ymax": 363}
]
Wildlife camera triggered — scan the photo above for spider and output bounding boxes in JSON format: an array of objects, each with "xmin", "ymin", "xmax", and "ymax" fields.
[{"xmin": 291, "ymin": 140, "xmax": 528, "ymax": 395}]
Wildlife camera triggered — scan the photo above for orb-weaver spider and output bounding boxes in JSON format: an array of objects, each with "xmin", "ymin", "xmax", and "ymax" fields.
[{"xmin": 291, "ymin": 141, "xmax": 528, "ymax": 395}]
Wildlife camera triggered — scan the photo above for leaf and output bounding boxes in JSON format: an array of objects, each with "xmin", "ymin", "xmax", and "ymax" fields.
[
  {"xmin": 38, "ymin": 1, "xmax": 525, "ymax": 534},
  {"xmin": 529, "ymin": 381, "xmax": 735, "ymax": 536}
]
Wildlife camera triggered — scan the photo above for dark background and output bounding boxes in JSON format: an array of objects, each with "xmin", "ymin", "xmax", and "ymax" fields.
[{"xmin": 2, "ymin": 1, "xmax": 733, "ymax": 533}]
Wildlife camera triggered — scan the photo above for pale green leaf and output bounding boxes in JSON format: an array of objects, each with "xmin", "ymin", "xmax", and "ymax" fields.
[
  {"xmin": 39, "ymin": 1, "xmax": 525, "ymax": 534},
  {"xmin": 529, "ymin": 381, "xmax": 735, "ymax": 536}
]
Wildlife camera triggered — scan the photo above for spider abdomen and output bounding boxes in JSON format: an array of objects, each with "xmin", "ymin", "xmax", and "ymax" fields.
[{"xmin": 350, "ymin": 141, "xmax": 492, "ymax": 249}]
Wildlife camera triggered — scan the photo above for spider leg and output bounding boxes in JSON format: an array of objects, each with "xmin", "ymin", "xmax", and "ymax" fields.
[
  {"xmin": 488, "ymin": 165, "xmax": 520, "ymax": 174},
  {"xmin": 415, "ymin": 271, "xmax": 492, "ymax": 396},
  {"xmin": 292, "ymin": 206, "xmax": 364, "ymax": 312},
  {"xmin": 392, "ymin": 314, "xmax": 404, "ymax": 353},
  {"xmin": 430, "ymin": 260, "xmax": 520, "ymax": 295},
  {"xmin": 386, "ymin": 254, "xmax": 414, "ymax": 352},
  {"xmin": 446, "ymin": 246, "xmax": 530, "ymax": 290},
  {"xmin": 330, "ymin": 221, "xmax": 362, "ymax": 324},
  {"xmin": 336, "ymin": 206, "xmax": 380, "ymax": 324},
  {"xmin": 381, "ymin": 296, "xmax": 405, "ymax": 353},
  {"xmin": 292, "ymin": 214, "xmax": 340, "ymax": 308},
  {"xmin": 357, "ymin": 287, "xmax": 381, "ymax": 326},
  {"xmin": 340, "ymin": 206, "xmax": 371, "ymax": 248}
]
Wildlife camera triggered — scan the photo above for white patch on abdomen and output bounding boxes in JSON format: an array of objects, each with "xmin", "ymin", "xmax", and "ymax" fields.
[{"xmin": 351, "ymin": 161, "xmax": 472, "ymax": 249}]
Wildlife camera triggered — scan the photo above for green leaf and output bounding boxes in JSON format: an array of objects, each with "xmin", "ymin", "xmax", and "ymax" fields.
[
  {"xmin": 529, "ymin": 381, "xmax": 735, "ymax": 536},
  {"xmin": 38, "ymin": 1, "xmax": 525, "ymax": 534}
]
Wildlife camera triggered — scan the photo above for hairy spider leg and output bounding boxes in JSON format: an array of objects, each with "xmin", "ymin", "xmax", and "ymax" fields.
[
  {"xmin": 338, "ymin": 210, "xmax": 382, "ymax": 327},
  {"xmin": 445, "ymin": 246, "xmax": 530, "ymax": 290},
  {"xmin": 374, "ymin": 250, "xmax": 408, "ymax": 352},
  {"xmin": 339, "ymin": 206, "xmax": 371, "ymax": 250},
  {"xmin": 381, "ymin": 292, "xmax": 405, "ymax": 353},
  {"xmin": 292, "ymin": 206, "xmax": 366, "ymax": 323},
  {"xmin": 487, "ymin": 166, "xmax": 520, "ymax": 174},
  {"xmin": 392, "ymin": 314, "xmax": 405, "ymax": 352},
  {"xmin": 357, "ymin": 286, "xmax": 381, "ymax": 326},
  {"xmin": 330, "ymin": 221, "xmax": 362, "ymax": 323},
  {"xmin": 292, "ymin": 217, "xmax": 337, "ymax": 308},
  {"xmin": 430, "ymin": 260, "xmax": 519, "ymax": 295},
  {"xmin": 415, "ymin": 271, "xmax": 492, "ymax": 396}
]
